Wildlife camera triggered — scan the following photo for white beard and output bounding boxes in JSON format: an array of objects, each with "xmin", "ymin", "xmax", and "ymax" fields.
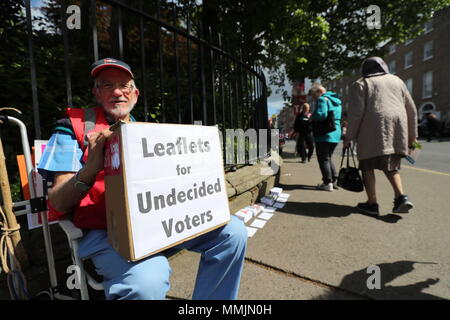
[{"xmin": 105, "ymin": 103, "xmax": 135, "ymax": 120}]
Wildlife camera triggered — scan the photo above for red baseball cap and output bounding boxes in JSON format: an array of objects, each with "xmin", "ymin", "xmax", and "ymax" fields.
[{"xmin": 91, "ymin": 57, "xmax": 134, "ymax": 78}]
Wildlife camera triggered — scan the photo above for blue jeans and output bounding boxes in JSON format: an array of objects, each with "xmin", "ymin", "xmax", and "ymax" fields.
[
  {"xmin": 78, "ymin": 216, "xmax": 247, "ymax": 300},
  {"xmin": 315, "ymin": 142, "xmax": 338, "ymax": 184}
]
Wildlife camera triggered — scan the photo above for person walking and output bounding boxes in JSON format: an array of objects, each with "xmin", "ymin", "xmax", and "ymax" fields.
[
  {"xmin": 293, "ymin": 103, "xmax": 314, "ymax": 163},
  {"xmin": 309, "ymin": 84, "xmax": 342, "ymax": 191},
  {"xmin": 425, "ymin": 112, "xmax": 442, "ymax": 142},
  {"xmin": 344, "ymin": 56, "xmax": 418, "ymax": 216}
]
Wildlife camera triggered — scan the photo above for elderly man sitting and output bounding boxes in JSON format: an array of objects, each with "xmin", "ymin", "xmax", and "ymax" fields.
[{"xmin": 38, "ymin": 58, "xmax": 248, "ymax": 300}]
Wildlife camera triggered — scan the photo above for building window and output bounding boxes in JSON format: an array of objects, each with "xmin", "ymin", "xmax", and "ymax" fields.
[
  {"xmin": 423, "ymin": 40, "xmax": 433, "ymax": 60},
  {"xmin": 424, "ymin": 20, "xmax": 433, "ymax": 34},
  {"xmin": 405, "ymin": 78, "xmax": 413, "ymax": 94},
  {"xmin": 405, "ymin": 39, "xmax": 414, "ymax": 45},
  {"xmin": 388, "ymin": 44, "xmax": 396, "ymax": 54},
  {"xmin": 419, "ymin": 103, "xmax": 436, "ymax": 119},
  {"xmin": 422, "ymin": 71, "xmax": 433, "ymax": 98},
  {"xmin": 404, "ymin": 51, "xmax": 413, "ymax": 69},
  {"xmin": 388, "ymin": 60, "xmax": 396, "ymax": 74}
]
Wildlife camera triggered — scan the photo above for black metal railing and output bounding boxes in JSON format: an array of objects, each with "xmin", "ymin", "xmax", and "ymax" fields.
[{"xmin": 23, "ymin": 0, "xmax": 270, "ymax": 169}]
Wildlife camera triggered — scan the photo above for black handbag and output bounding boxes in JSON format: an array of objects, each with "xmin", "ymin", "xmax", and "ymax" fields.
[
  {"xmin": 337, "ymin": 147, "xmax": 364, "ymax": 192},
  {"xmin": 312, "ymin": 110, "xmax": 336, "ymax": 137}
]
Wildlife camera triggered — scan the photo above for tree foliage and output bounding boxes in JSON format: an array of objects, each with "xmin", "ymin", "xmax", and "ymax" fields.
[{"xmin": 197, "ymin": 0, "xmax": 450, "ymax": 86}]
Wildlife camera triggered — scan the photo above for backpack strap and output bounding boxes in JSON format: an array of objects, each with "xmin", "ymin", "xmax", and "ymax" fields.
[
  {"xmin": 66, "ymin": 107, "xmax": 109, "ymax": 149},
  {"xmin": 83, "ymin": 108, "xmax": 96, "ymax": 147},
  {"xmin": 66, "ymin": 107, "xmax": 89, "ymax": 148},
  {"xmin": 66, "ymin": 107, "xmax": 109, "ymax": 164}
]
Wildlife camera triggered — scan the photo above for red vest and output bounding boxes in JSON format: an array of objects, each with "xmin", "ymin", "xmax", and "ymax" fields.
[{"xmin": 48, "ymin": 107, "xmax": 110, "ymax": 229}]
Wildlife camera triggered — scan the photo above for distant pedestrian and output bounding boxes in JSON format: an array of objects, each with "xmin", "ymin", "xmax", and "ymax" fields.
[
  {"xmin": 293, "ymin": 103, "xmax": 314, "ymax": 163},
  {"xmin": 425, "ymin": 112, "xmax": 442, "ymax": 142},
  {"xmin": 340, "ymin": 120, "xmax": 356, "ymax": 156},
  {"xmin": 418, "ymin": 117, "xmax": 428, "ymax": 138},
  {"xmin": 341, "ymin": 120, "xmax": 348, "ymax": 139},
  {"xmin": 344, "ymin": 56, "xmax": 418, "ymax": 216},
  {"xmin": 309, "ymin": 84, "xmax": 342, "ymax": 191}
]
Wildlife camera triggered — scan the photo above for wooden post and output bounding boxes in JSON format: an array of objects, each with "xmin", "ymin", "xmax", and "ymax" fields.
[{"xmin": 0, "ymin": 135, "xmax": 29, "ymax": 269}]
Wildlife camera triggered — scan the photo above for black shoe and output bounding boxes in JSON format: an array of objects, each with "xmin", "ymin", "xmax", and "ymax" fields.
[
  {"xmin": 300, "ymin": 159, "xmax": 306, "ymax": 163},
  {"xmin": 357, "ymin": 202, "xmax": 380, "ymax": 216},
  {"xmin": 393, "ymin": 195, "xmax": 413, "ymax": 213}
]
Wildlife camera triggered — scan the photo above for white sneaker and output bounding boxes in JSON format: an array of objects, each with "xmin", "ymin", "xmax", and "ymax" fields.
[{"xmin": 317, "ymin": 183, "xmax": 333, "ymax": 191}]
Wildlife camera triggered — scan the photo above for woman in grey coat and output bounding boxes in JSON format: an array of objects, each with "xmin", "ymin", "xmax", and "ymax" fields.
[{"xmin": 344, "ymin": 57, "xmax": 418, "ymax": 216}]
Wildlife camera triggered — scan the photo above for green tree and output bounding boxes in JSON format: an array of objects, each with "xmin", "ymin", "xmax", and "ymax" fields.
[
  {"xmin": 196, "ymin": 0, "xmax": 450, "ymax": 87},
  {"xmin": 0, "ymin": 0, "xmax": 33, "ymax": 201}
]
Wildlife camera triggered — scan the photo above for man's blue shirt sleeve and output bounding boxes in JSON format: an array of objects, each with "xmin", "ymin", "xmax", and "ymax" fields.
[{"xmin": 37, "ymin": 131, "xmax": 83, "ymax": 183}]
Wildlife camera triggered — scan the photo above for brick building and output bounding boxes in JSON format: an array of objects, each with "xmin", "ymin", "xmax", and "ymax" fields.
[
  {"xmin": 276, "ymin": 81, "xmax": 309, "ymax": 134},
  {"xmin": 325, "ymin": 6, "xmax": 450, "ymax": 123},
  {"xmin": 277, "ymin": 105, "xmax": 295, "ymax": 134}
]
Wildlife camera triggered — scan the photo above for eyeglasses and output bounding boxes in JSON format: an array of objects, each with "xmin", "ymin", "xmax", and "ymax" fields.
[{"xmin": 98, "ymin": 81, "xmax": 134, "ymax": 94}]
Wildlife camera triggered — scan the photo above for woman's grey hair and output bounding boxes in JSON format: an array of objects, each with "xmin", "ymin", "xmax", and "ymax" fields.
[{"xmin": 308, "ymin": 83, "xmax": 326, "ymax": 95}]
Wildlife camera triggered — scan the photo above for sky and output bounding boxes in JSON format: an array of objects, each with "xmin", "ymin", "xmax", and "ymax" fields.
[
  {"xmin": 29, "ymin": 0, "xmax": 46, "ymax": 28},
  {"xmin": 266, "ymin": 72, "xmax": 312, "ymax": 118},
  {"xmin": 267, "ymin": 87, "xmax": 290, "ymax": 118},
  {"xmin": 264, "ymin": 67, "xmax": 291, "ymax": 118}
]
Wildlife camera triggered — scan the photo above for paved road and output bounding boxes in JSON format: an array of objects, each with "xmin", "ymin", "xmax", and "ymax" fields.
[
  {"xmin": 405, "ymin": 139, "xmax": 450, "ymax": 174},
  {"xmin": 286, "ymin": 138, "xmax": 450, "ymax": 173}
]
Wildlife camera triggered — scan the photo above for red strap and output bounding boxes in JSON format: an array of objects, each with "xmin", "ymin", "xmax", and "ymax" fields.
[
  {"xmin": 93, "ymin": 107, "xmax": 110, "ymax": 131},
  {"xmin": 66, "ymin": 107, "xmax": 110, "ymax": 162},
  {"xmin": 66, "ymin": 107, "xmax": 85, "ymax": 148}
]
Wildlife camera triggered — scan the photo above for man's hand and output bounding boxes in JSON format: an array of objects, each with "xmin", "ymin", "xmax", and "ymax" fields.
[
  {"xmin": 343, "ymin": 137, "xmax": 352, "ymax": 148},
  {"xmin": 82, "ymin": 128, "xmax": 115, "ymax": 181},
  {"xmin": 48, "ymin": 128, "xmax": 114, "ymax": 214}
]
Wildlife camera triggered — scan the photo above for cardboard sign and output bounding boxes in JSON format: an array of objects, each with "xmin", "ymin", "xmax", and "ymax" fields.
[{"xmin": 104, "ymin": 122, "xmax": 231, "ymax": 261}]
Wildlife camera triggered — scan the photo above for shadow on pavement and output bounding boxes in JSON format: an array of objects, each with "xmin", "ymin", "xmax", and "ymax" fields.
[
  {"xmin": 280, "ymin": 153, "xmax": 298, "ymax": 160},
  {"xmin": 280, "ymin": 201, "xmax": 355, "ymax": 218},
  {"xmin": 313, "ymin": 260, "xmax": 443, "ymax": 300},
  {"xmin": 279, "ymin": 183, "xmax": 318, "ymax": 191},
  {"xmin": 279, "ymin": 201, "xmax": 403, "ymax": 223}
]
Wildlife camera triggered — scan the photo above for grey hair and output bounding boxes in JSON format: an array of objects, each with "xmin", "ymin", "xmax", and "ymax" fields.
[{"xmin": 308, "ymin": 83, "xmax": 326, "ymax": 95}]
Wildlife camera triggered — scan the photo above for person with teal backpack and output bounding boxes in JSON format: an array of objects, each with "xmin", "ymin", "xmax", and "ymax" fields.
[{"xmin": 309, "ymin": 84, "xmax": 342, "ymax": 191}]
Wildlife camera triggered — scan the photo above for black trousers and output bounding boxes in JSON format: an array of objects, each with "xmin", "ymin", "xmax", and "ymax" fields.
[
  {"xmin": 426, "ymin": 127, "xmax": 441, "ymax": 141},
  {"xmin": 315, "ymin": 141, "xmax": 338, "ymax": 184},
  {"xmin": 296, "ymin": 133, "xmax": 314, "ymax": 161}
]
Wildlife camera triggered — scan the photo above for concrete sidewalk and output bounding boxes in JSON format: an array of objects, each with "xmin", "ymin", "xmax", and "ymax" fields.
[{"xmin": 168, "ymin": 141, "xmax": 450, "ymax": 300}]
